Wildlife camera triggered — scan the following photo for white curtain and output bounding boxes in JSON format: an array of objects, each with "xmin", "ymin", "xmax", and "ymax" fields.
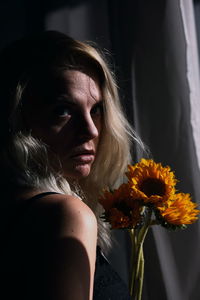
[{"xmin": 181, "ymin": 0, "xmax": 200, "ymax": 170}]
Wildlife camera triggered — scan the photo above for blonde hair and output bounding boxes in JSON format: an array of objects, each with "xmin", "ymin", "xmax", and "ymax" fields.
[{"xmin": 0, "ymin": 31, "xmax": 145, "ymax": 250}]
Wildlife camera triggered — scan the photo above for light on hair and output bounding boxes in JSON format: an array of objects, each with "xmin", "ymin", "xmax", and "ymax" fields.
[{"xmin": 0, "ymin": 31, "xmax": 146, "ymax": 251}]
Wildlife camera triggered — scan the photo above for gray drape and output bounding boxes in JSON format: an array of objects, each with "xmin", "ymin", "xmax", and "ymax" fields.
[{"xmin": 133, "ymin": 1, "xmax": 200, "ymax": 299}]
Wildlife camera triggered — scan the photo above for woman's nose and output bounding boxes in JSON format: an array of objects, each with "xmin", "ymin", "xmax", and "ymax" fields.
[{"xmin": 78, "ymin": 113, "xmax": 99, "ymax": 141}]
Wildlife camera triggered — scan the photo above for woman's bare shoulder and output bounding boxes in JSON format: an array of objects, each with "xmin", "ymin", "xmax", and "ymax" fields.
[
  {"xmin": 22, "ymin": 192, "xmax": 97, "ymax": 240},
  {"xmin": 19, "ymin": 193, "xmax": 97, "ymax": 300}
]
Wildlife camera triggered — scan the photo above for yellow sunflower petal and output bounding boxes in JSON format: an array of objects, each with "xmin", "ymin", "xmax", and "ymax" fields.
[
  {"xmin": 126, "ymin": 159, "xmax": 177, "ymax": 204},
  {"xmin": 157, "ymin": 193, "xmax": 200, "ymax": 225}
]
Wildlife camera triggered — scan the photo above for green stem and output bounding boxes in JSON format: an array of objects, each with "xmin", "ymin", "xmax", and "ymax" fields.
[
  {"xmin": 137, "ymin": 246, "xmax": 144, "ymax": 300},
  {"xmin": 133, "ymin": 226, "xmax": 149, "ymax": 300},
  {"xmin": 129, "ymin": 228, "xmax": 137, "ymax": 296},
  {"xmin": 129, "ymin": 209, "xmax": 152, "ymax": 300}
]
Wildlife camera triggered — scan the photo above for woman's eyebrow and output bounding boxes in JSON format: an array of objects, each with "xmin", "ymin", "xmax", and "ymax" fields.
[
  {"xmin": 55, "ymin": 95, "xmax": 76, "ymax": 104},
  {"xmin": 92, "ymin": 99, "xmax": 104, "ymax": 107},
  {"xmin": 56, "ymin": 95, "xmax": 104, "ymax": 104}
]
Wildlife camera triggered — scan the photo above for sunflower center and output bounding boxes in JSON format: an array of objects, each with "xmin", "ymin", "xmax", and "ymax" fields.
[
  {"xmin": 115, "ymin": 201, "xmax": 131, "ymax": 216},
  {"xmin": 139, "ymin": 178, "xmax": 166, "ymax": 197}
]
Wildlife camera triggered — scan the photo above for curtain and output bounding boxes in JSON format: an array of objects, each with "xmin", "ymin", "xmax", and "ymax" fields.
[
  {"xmin": 0, "ymin": 0, "xmax": 200, "ymax": 299},
  {"xmin": 132, "ymin": 1, "xmax": 200, "ymax": 299}
]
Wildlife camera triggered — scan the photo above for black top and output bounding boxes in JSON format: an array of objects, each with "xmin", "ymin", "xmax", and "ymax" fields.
[
  {"xmin": 1, "ymin": 192, "xmax": 131, "ymax": 299},
  {"xmin": 94, "ymin": 246, "xmax": 131, "ymax": 299}
]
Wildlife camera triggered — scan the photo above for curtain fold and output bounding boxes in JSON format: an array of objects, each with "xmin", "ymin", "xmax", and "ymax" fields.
[{"xmin": 133, "ymin": 1, "xmax": 200, "ymax": 299}]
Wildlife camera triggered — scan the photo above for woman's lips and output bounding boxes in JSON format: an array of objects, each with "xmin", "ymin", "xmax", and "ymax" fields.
[{"xmin": 70, "ymin": 153, "xmax": 95, "ymax": 164}]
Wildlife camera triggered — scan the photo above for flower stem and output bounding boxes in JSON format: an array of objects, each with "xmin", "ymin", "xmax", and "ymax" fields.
[
  {"xmin": 129, "ymin": 228, "xmax": 137, "ymax": 296},
  {"xmin": 137, "ymin": 246, "xmax": 144, "ymax": 300},
  {"xmin": 129, "ymin": 209, "xmax": 152, "ymax": 300},
  {"xmin": 132, "ymin": 227, "xmax": 148, "ymax": 300}
]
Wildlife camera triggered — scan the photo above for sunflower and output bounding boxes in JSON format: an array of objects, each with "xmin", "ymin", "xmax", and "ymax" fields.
[
  {"xmin": 99, "ymin": 183, "xmax": 132, "ymax": 211},
  {"xmin": 99, "ymin": 183, "xmax": 143, "ymax": 229},
  {"xmin": 126, "ymin": 159, "xmax": 177, "ymax": 204},
  {"xmin": 156, "ymin": 193, "xmax": 200, "ymax": 226},
  {"xmin": 105, "ymin": 206, "xmax": 142, "ymax": 229}
]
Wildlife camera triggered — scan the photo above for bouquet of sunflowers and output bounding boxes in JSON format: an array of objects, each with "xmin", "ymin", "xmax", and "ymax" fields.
[{"xmin": 99, "ymin": 159, "xmax": 200, "ymax": 300}]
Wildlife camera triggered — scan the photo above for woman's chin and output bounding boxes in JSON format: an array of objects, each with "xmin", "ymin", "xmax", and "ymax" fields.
[{"xmin": 63, "ymin": 164, "xmax": 92, "ymax": 180}]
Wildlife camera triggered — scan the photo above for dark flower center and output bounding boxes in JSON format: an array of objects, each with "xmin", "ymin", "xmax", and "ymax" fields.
[
  {"xmin": 115, "ymin": 201, "xmax": 131, "ymax": 216},
  {"xmin": 139, "ymin": 178, "xmax": 166, "ymax": 197}
]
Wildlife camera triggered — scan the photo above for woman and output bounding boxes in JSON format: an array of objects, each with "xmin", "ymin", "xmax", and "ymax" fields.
[{"xmin": 0, "ymin": 31, "xmax": 142, "ymax": 299}]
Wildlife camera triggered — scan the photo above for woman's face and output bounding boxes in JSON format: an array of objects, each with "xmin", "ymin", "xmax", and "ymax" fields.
[{"xmin": 22, "ymin": 69, "xmax": 103, "ymax": 180}]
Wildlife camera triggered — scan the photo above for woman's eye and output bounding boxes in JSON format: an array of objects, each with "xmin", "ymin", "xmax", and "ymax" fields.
[
  {"xmin": 53, "ymin": 106, "xmax": 71, "ymax": 117},
  {"xmin": 91, "ymin": 103, "xmax": 103, "ymax": 116}
]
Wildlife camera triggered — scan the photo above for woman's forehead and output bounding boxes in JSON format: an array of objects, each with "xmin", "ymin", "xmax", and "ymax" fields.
[
  {"xmin": 61, "ymin": 70, "xmax": 101, "ymax": 99},
  {"xmin": 26, "ymin": 69, "xmax": 103, "ymax": 105}
]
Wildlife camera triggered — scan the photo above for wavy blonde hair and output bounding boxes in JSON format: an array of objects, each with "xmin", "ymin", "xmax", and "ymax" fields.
[{"xmin": 0, "ymin": 31, "xmax": 145, "ymax": 250}]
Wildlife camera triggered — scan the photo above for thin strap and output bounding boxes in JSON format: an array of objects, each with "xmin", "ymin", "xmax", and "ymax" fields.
[
  {"xmin": 18, "ymin": 192, "xmax": 60, "ymax": 211},
  {"xmin": 26, "ymin": 192, "xmax": 60, "ymax": 202},
  {"xmin": 10, "ymin": 192, "xmax": 61, "ymax": 229}
]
